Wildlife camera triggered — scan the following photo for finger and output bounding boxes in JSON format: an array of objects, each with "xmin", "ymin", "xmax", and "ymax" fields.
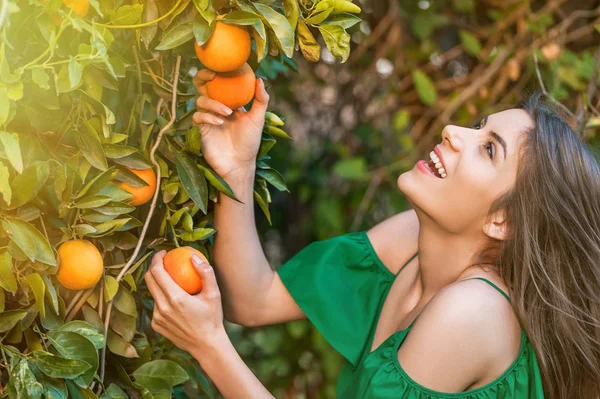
[
  {"xmin": 196, "ymin": 96, "xmax": 233, "ymax": 117},
  {"xmin": 248, "ymin": 78, "xmax": 269, "ymax": 124},
  {"xmin": 192, "ymin": 69, "xmax": 216, "ymax": 95},
  {"xmin": 150, "ymin": 253, "xmax": 188, "ymax": 300},
  {"xmin": 145, "ymin": 271, "xmax": 168, "ymax": 307},
  {"xmin": 191, "ymin": 255, "xmax": 221, "ymax": 300},
  {"xmin": 193, "ymin": 111, "xmax": 224, "ymax": 126}
]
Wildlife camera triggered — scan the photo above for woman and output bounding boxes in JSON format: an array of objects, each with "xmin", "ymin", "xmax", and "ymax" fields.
[{"xmin": 144, "ymin": 71, "xmax": 600, "ymax": 398}]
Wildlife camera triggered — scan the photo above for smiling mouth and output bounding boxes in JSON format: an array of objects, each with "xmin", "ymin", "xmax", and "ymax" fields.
[{"xmin": 424, "ymin": 160, "xmax": 443, "ymax": 178}]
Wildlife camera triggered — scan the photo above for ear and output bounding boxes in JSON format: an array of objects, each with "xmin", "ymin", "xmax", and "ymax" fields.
[{"xmin": 482, "ymin": 209, "xmax": 508, "ymax": 241}]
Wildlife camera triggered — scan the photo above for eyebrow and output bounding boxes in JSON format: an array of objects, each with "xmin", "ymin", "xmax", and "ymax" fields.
[{"xmin": 482, "ymin": 116, "xmax": 507, "ymax": 161}]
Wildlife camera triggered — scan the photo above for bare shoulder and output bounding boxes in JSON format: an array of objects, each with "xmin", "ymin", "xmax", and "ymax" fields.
[
  {"xmin": 366, "ymin": 209, "xmax": 419, "ymax": 274},
  {"xmin": 397, "ymin": 280, "xmax": 522, "ymax": 392}
]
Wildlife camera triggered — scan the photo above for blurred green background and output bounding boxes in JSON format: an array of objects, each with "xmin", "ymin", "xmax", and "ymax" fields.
[{"xmin": 229, "ymin": 0, "xmax": 600, "ymax": 398}]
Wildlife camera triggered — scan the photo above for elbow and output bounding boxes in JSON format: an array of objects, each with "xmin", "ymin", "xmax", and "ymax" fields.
[{"xmin": 223, "ymin": 303, "xmax": 261, "ymax": 328}]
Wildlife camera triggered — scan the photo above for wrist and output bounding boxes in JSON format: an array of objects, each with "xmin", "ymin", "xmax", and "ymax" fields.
[
  {"xmin": 223, "ymin": 165, "xmax": 256, "ymax": 186},
  {"xmin": 191, "ymin": 326, "xmax": 232, "ymax": 365}
]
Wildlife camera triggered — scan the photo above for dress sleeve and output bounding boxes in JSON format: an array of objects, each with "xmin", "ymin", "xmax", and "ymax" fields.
[{"xmin": 277, "ymin": 231, "xmax": 394, "ymax": 366}]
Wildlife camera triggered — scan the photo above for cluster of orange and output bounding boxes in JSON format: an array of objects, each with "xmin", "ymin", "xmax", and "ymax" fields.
[
  {"xmin": 54, "ymin": 13, "xmax": 254, "ymax": 295},
  {"xmin": 194, "ymin": 17, "xmax": 256, "ymax": 110}
]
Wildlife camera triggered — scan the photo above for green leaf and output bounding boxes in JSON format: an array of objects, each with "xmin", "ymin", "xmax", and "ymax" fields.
[
  {"xmin": 193, "ymin": 15, "xmax": 214, "ymax": 46},
  {"xmin": 0, "ymin": 131, "xmax": 23, "ymax": 173},
  {"xmin": 133, "ymin": 359, "xmax": 189, "ymax": 387},
  {"xmin": 79, "ymin": 121, "xmax": 108, "ymax": 171},
  {"xmin": 0, "ymin": 162, "xmax": 11, "ymax": 205},
  {"xmin": 283, "ymin": 0, "xmax": 299, "ymax": 31},
  {"xmin": 95, "ymin": 202, "xmax": 136, "ymax": 216},
  {"xmin": 333, "ymin": 157, "xmax": 367, "ymax": 179},
  {"xmin": 68, "ymin": 58, "xmax": 83, "ymax": 89},
  {"xmin": 2, "ymin": 218, "xmax": 56, "ymax": 266},
  {"xmin": 59, "ymin": 321, "xmax": 105, "ymax": 349},
  {"xmin": 322, "ymin": 13, "xmax": 361, "ymax": 29},
  {"xmin": 318, "ymin": 24, "xmax": 351, "ymax": 63},
  {"xmin": 155, "ymin": 23, "xmax": 194, "ymax": 50},
  {"xmin": 221, "ymin": 11, "xmax": 262, "ymax": 25},
  {"xmin": 32, "ymin": 68, "xmax": 51, "ymax": 90},
  {"xmin": 47, "ymin": 331, "xmax": 98, "ymax": 387},
  {"xmin": 0, "ymin": 310, "xmax": 27, "ymax": 332},
  {"xmin": 107, "ymin": 330, "xmax": 139, "ymax": 358},
  {"xmin": 7, "ymin": 161, "xmax": 49, "ymax": 209},
  {"xmin": 252, "ymin": 20, "xmax": 268, "ymax": 62},
  {"xmin": 254, "ymin": 4, "xmax": 295, "ymax": 58},
  {"xmin": 199, "ymin": 165, "xmax": 238, "ymax": 201},
  {"xmin": 114, "ymin": 286, "xmax": 137, "ymax": 318},
  {"xmin": 178, "ymin": 228, "xmax": 215, "ymax": 241},
  {"xmin": 141, "ymin": 0, "xmax": 159, "ymax": 49},
  {"xmin": 135, "ymin": 376, "xmax": 171, "ymax": 399},
  {"xmin": 110, "ymin": 308, "xmax": 136, "ymax": 342},
  {"xmin": 101, "ymin": 384, "xmax": 128, "ymax": 399},
  {"xmin": 0, "ymin": 251, "xmax": 17, "ymax": 293},
  {"xmin": 11, "ymin": 360, "xmax": 44, "ymax": 399},
  {"xmin": 103, "ymin": 145, "xmax": 138, "ymax": 159},
  {"xmin": 256, "ymin": 168, "xmax": 289, "ymax": 192},
  {"xmin": 412, "ymin": 69, "xmax": 437, "ymax": 106},
  {"xmin": 73, "ymin": 195, "xmax": 112, "ymax": 209},
  {"xmin": 110, "ymin": 4, "xmax": 143, "ymax": 25},
  {"xmin": 175, "ymin": 153, "xmax": 208, "ymax": 214},
  {"xmin": 459, "ymin": 29, "xmax": 481, "ymax": 57},
  {"xmin": 265, "ymin": 125, "xmax": 292, "ymax": 140},
  {"xmin": 254, "ymin": 190, "xmax": 271, "ymax": 224},
  {"xmin": 76, "ymin": 168, "xmax": 118, "ymax": 199},
  {"xmin": 0, "ymin": 88, "xmax": 9, "ymax": 126},
  {"xmin": 32, "ymin": 351, "xmax": 92, "ymax": 379},
  {"xmin": 26, "ymin": 273, "xmax": 46, "ymax": 318}
]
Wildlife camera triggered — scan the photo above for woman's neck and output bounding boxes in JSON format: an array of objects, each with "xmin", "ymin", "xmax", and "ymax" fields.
[{"xmin": 415, "ymin": 220, "xmax": 490, "ymax": 300}]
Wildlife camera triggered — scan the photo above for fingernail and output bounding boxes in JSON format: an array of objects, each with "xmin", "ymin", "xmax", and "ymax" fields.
[
  {"xmin": 192, "ymin": 255, "xmax": 205, "ymax": 265},
  {"xmin": 225, "ymin": 108, "xmax": 233, "ymax": 115},
  {"xmin": 216, "ymin": 118, "xmax": 224, "ymax": 124}
]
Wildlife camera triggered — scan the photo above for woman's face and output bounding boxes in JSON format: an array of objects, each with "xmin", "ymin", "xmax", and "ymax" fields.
[{"xmin": 398, "ymin": 108, "xmax": 534, "ymax": 235}]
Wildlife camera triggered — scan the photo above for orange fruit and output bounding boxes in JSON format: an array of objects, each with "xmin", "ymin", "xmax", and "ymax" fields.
[
  {"xmin": 116, "ymin": 167, "xmax": 157, "ymax": 206},
  {"xmin": 57, "ymin": 240, "xmax": 103, "ymax": 290},
  {"xmin": 63, "ymin": 0, "xmax": 89, "ymax": 18},
  {"xmin": 205, "ymin": 63, "xmax": 256, "ymax": 110},
  {"xmin": 163, "ymin": 247, "xmax": 208, "ymax": 295},
  {"xmin": 194, "ymin": 20, "xmax": 251, "ymax": 72}
]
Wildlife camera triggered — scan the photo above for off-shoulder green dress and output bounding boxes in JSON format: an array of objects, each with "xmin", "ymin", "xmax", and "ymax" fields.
[{"xmin": 277, "ymin": 231, "xmax": 545, "ymax": 398}]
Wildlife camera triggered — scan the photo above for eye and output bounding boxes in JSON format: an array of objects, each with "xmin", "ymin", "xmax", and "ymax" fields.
[{"xmin": 484, "ymin": 141, "xmax": 495, "ymax": 159}]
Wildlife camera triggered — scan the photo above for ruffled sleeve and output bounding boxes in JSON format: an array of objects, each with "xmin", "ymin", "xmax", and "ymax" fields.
[{"xmin": 277, "ymin": 231, "xmax": 394, "ymax": 366}]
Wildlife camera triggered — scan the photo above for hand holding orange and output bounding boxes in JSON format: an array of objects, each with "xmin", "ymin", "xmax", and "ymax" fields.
[{"xmin": 163, "ymin": 246, "xmax": 208, "ymax": 295}]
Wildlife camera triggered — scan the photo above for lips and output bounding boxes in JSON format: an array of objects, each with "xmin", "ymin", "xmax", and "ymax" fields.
[{"xmin": 433, "ymin": 145, "xmax": 446, "ymax": 171}]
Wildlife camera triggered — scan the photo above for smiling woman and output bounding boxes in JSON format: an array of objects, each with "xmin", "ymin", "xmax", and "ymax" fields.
[{"xmin": 146, "ymin": 90, "xmax": 600, "ymax": 399}]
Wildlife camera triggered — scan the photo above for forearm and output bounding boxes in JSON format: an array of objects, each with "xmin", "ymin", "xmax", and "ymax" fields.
[
  {"xmin": 192, "ymin": 329, "xmax": 274, "ymax": 399},
  {"xmin": 213, "ymin": 166, "xmax": 274, "ymax": 323}
]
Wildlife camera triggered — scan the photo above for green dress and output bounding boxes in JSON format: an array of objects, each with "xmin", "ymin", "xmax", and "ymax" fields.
[{"xmin": 277, "ymin": 231, "xmax": 545, "ymax": 398}]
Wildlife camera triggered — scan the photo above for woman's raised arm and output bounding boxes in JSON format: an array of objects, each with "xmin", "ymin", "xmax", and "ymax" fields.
[{"xmin": 193, "ymin": 70, "xmax": 305, "ymax": 326}]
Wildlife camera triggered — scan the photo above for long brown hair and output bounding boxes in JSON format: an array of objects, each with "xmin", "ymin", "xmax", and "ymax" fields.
[{"xmin": 479, "ymin": 92, "xmax": 600, "ymax": 398}]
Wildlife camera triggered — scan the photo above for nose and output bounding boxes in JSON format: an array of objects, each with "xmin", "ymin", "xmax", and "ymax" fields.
[{"xmin": 441, "ymin": 125, "xmax": 466, "ymax": 153}]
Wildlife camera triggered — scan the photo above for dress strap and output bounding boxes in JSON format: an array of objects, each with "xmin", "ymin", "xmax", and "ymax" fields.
[
  {"xmin": 462, "ymin": 277, "xmax": 511, "ymax": 303},
  {"xmin": 397, "ymin": 252, "xmax": 418, "ymax": 275}
]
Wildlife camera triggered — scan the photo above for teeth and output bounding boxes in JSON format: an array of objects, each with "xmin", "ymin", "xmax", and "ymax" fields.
[{"xmin": 429, "ymin": 150, "xmax": 446, "ymax": 179}]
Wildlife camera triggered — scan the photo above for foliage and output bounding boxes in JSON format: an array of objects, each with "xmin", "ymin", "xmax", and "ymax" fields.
[{"xmin": 0, "ymin": 0, "xmax": 361, "ymax": 397}]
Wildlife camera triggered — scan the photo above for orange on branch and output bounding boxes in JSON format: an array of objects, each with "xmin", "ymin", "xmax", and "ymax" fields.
[
  {"xmin": 163, "ymin": 247, "xmax": 208, "ymax": 295},
  {"xmin": 194, "ymin": 20, "xmax": 251, "ymax": 72},
  {"xmin": 63, "ymin": 0, "xmax": 89, "ymax": 18},
  {"xmin": 205, "ymin": 63, "xmax": 256, "ymax": 110},
  {"xmin": 116, "ymin": 167, "xmax": 157, "ymax": 206},
  {"xmin": 56, "ymin": 240, "xmax": 103, "ymax": 290}
]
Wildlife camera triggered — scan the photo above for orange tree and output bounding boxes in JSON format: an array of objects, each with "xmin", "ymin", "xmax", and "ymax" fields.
[{"xmin": 0, "ymin": 0, "xmax": 361, "ymax": 397}]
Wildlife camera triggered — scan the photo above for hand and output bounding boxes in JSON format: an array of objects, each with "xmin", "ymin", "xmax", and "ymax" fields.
[
  {"xmin": 144, "ymin": 250, "xmax": 225, "ymax": 354},
  {"xmin": 192, "ymin": 69, "xmax": 269, "ymax": 180}
]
